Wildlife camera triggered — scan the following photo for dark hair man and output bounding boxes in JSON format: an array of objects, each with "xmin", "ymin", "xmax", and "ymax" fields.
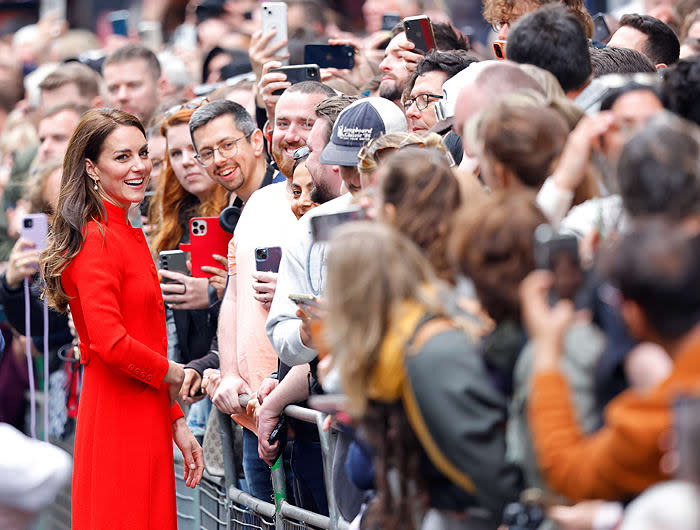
[
  {"xmin": 403, "ymin": 49, "xmax": 477, "ymax": 134},
  {"xmin": 589, "ymin": 46, "xmax": 657, "ymax": 78},
  {"xmin": 103, "ymin": 44, "xmax": 164, "ymax": 125},
  {"xmin": 190, "ymin": 100, "xmax": 270, "ymax": 203},
  {"xmin": 38, "ymin": 62, "xmax": 101, "ymax": 110},
  {"xmin": 379, "ymin": 22, "xmax": 469, "ymax": 104},
  {"xmin": 661, "ymin": 57, "xmax": 700, "ymax": 126},
  {"xmin": 507, "ymin": 4, "xmax": 592, "ymax": 97},
  {"xmin": 608, "ymin": 14, "xmax": 680, "ymax": 70}
]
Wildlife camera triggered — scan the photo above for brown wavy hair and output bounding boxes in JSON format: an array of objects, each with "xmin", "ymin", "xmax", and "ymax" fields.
[
  {"xmin": 148, "ymin": 108, "xmax": 228, "ymax": 256},
  {"xmin": 483, "ymin": 0, "xmax": 594, "ymax": 38},
  {"xmin": 377, "ymin": 147, "xmax": 462, "ymax": 284},
  {"xmin": 40, "ymin": 108, "xmax": 146, "ymax": 313}
]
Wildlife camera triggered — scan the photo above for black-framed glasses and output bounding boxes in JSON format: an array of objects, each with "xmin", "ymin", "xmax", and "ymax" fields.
[
  {"xmin": 194, "ymin": 132, "xmax": 253, "ymax": 166},
  {"xmin": 402, "ymin": 93, "xmax": 443, "ymax": 112}
]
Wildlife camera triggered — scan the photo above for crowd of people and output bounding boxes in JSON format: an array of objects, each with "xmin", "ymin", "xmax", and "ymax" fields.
[{"xmin": 0, "ymin": 0, "xmax": 700, "ymax": 528}]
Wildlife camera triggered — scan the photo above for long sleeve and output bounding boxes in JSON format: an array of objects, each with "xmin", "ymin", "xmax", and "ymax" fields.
[
  {"xmin": 64, "ymin": 227, "xmax": 169, "ymax": 388},
  {"xmin": 528, "ymin": 370, "xmax": 666, "ymax": 501},
  {"xmin": 265, "ymin": 219, "xmax": 318, "ymax": 367}
]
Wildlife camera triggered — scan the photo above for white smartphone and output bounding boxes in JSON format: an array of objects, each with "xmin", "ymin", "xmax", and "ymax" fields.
[
  {"xmin": 21, "ymin": 213, "xmax": 49, "ymax": 252},
  {"xmin": 261, "ymin": 2, "xmax": 289, "ymax": 64}
]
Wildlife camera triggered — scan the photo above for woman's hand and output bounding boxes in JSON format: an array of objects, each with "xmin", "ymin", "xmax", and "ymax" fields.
[
  {"xmin": 201, "ymin": 368, "xmax": 222, "ymax": 399},
  {"xmin": 201, "ymin": 254, "xmax": 228, "ymax": 300},
  {"xmin": 165, "ymin": 360, "xmax": 185, "ymax": 406},
  {"xmin": 181, "ymin": 368, "xmax": 205, "ymax": 404},
  {"xmin": 160, "ymin": 270, "xmax": 210, "ymax": 310},
  {"xmin": 251, "ymin": 271, "xmax": 277, "ymax": 310},
  {"xmin": 172, "ymin": 418, "xmax": 204, "ymax": 488},
  {"xmin": 6, "ymin": 238, "xmax": 40, "ymax": 289}
]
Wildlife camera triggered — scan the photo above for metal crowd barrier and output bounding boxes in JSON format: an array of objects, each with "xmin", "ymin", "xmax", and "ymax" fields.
[{"xmin": 215, "ymin": 396, "xmax": 351, "ymax": 530}]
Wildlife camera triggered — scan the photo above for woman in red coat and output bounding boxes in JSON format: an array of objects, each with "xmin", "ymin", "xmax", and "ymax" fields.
[{"xmin": 41, "ymin": 108, "xmax": 204, "ymax": 529}]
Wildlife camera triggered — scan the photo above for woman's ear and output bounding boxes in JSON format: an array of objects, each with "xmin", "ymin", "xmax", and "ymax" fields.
[{"xmin": 85, "ymin": 159, "xmax": 97, "ymax": 180}]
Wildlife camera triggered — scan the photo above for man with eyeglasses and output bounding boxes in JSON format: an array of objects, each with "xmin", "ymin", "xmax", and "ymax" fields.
[
  {"xmin": 185, "ymin": 99, "xmax": 297, "ymax": 503},
  {"xmin": 402, "ymin": 50, "xmax": 477, "ymax": 135}
]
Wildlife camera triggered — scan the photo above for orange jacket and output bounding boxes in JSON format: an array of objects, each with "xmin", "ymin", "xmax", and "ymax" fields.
[{"xmin": 529, "ymin": 327, "xmax": 700, "ymax": 502}]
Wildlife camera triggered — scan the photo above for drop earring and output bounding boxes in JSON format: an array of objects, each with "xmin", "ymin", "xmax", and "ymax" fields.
[{"xmin": 93, "ymin": 180, "xmax": 99, "ymax": 191}]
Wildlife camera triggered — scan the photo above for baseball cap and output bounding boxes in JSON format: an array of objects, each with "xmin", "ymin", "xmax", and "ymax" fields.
[
  {"xmin": 321, "ymin": 97, "xmax": 407, "ymax": 167},
  {"xmin": 432, "ymin": 60, "xmax": 497, "ymax": 134}
]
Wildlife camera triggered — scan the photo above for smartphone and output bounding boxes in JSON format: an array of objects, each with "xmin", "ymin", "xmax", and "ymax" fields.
[
  {"xmin": 261, "ymin": 2, "xmax": 289, "ymax": 63},
  {"xmin": 179, "ymin": 217, "xmax": 231, "ymax": 278},
  {"xmin": 593, "ymin": 13, "xmax": 611, "ymax": 43},
  {"xmin": 310, "ymin": 209, "xmax": 365, "ymax": 242},
  {"xmin": 403, "ymin": 15, "xmax": 436, "ymax": 54},
  {"xmin": 139, "ymin": 190, "xmax": 155, "ymax": 218},
  {"xmin": 534, "ymin": 224, "xmax": 583, "ymax": 300},
  {"xmin": 288, "ymin": 293, "xmax": 319, "ymax": 309},
  {"xmin": 255, "ymin": 246, "xmax": 282, "ymax": 272},
  {"xmin": 158, "ymin": 250, "xmax": 189, "ymax": 282},
  {"xmin": 381, "ymin": 13, "xmax": 402, "ymax": 31},
  {"xmin": 493, "ymin": 40, "xmax": 507, "ymax": 60},
  {"xmin": 138, "ymin": 21, "xmax": 163, "ymax": 50},
  {"xmin": 268, "ymin": 414, "xmax": 287, "ymax": 444},
  {"xmin": 108, "ymin": 10, "xmax": 130, "ymax": 37},
  {"xmin": 270, "ymin": 64, "xmax": 321, "ymax": 95},
  {"xmin": 304, "ymin": 44, "xmax": 355, "ymax": 70},
  {"xmin": 21, "ymin": 213, "xmax": 48, "ymax": 252},
  {"xmin": 40, "ymin": 0, "xmax": 67, "ymax": 21}
]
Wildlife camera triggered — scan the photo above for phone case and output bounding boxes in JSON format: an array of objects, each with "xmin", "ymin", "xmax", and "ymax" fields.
[
  {"xmin": 261, "ymin": 2, "xmax": 288, "ymax": 60},
  {"xmin": 255, "ymin": 246, "xmax": 282, "ymax": 272},
  {"xmin": 403, "ymin": 15, "xmax": 436, "ymax": 54},
  {"xmin": 304, "ymin": 44, "xmax": 355, "ymax": 70},
  {"xmin": 158, "ymin": 250, "xmax": 188, "ymax": 282},
  {"xmin": 21, "ymin": 213, "xmax": 49, "ymax": 251},
  {"xmin": 179, "ymin": 217, "xmax": 231, "ymax": 278},
  {"xmin": 270, "ymin": 64, "xmax": 321, "ymax": 95}
]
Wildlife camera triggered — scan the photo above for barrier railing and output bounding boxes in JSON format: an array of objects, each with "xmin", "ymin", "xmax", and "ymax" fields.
[{"xmin": 216, "ymin": 396, "xmax": 351, "ymax": 530}]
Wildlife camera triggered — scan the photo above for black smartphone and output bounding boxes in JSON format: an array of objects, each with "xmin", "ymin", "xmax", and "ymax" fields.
[
  {"xmin": 403, "ymin": 15, "xmax": 436, "ymax": 54},
  {"xmin": 268, "ymin": 414, "xmax": 287, "ymax": 444},
  {"xmin": 381, "ymin": 13, "xmax": 401, "ymax": 31},
  {"xmin": 534, "ymin": 224, "xmax": 583, "ymax": 300},
  {"xmin": 140, "ymin": 190, "xmax": 155, "ymax": 218},
  {"xmin": 270, "ymin": 64, "xmax": 321, "ymax": 95},
  {"xmin": 158, "ymin": 250, "xmax": 189, "ymax": 282},
  {"xmin": 592, "ymin": 13, "xmax": 611, "ymax": 43},
  {"xmin": 310, "ymin": 209, "xmax": 365, "ymax": 242},
  {"xmin": 255, "ymin": 246, "xmax": 282, "ymax": 272},
  {"xmin": 304, "ymin": 44, "xmax": 355, "ymax": 70}
]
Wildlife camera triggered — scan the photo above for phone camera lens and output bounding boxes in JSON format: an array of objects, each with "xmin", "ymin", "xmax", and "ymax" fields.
[
  {"xmin": 308, "ymin": 68, "xmax": 315, "ymax": 76},
  {"xmin": 23, "ymin": 218, "xmax": 33, "ymax": 228},
  {"xmin": 193, "ymin": 228, "xmax": 199, "ymax": 235}
]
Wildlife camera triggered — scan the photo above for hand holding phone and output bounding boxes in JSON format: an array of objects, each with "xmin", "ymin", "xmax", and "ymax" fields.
[
  {"xmin": 269, "ymin": 64, "xmax": 321, "ymax": 95},
  {"xmin": 261, "ymin": 2, "xmax": 289, "ymax": 64},
  {"xmin": 403, "ymin": 15, "xmax": 436, "ymax": 54}
]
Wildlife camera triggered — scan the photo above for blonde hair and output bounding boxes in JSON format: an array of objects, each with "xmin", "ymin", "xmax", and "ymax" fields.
[
  {"xmin": 357, "ymin": 132, "xmax": 450, "ymax": 175},
  {"xmin": 325, "ymin": 222, "xmax": 444, "ymax": 417}
]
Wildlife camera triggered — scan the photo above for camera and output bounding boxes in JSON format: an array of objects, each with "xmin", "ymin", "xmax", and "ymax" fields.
[
  {"xmin": 255, "ymin": 248, "xmax": 268, "ymax": 260},
  {"xmin": 23, "ymin": 218, "xmax": 33, "ymax": 229},
  {"xmin": 191, "ymin": 219, "xmax": 208, "ymax": 236}
]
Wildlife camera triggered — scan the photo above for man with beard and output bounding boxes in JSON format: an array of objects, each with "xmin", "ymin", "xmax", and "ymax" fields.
[
  {"xmin": 378, "ymin": 22, "xmax": 469, "ymax": 105},
  {"xmin": 269, "ymin": 81, "xmax": 336, "ymax": 179}
]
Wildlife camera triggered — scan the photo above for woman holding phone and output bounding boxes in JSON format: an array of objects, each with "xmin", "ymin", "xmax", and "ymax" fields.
[{"xmin": 41, "ymin": 108, "xmax": 203, "ymax": 529}]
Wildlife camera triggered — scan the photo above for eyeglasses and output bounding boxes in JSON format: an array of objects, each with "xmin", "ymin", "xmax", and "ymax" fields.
[
  {"xmin": 194, "ymin": 133, "xmax": 253, "ymax": 166},
  {"xmin": 163, "ymin": 96, "xmax": 209, "ymax": 119},
  {"xmin": 402, "ymin": 93, "xmax": 443, "ymax": 112}
]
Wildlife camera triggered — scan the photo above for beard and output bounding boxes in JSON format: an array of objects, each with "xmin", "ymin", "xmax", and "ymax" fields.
[
  {"xmin": 271, "ymin": 141, "xmax": 297, "ymax": 179},
  {"xmin": 310, "ymin": 180, "xmax": 337, "ymax": 204},
  {"xmin": 378, "ymin": 79, "xmax": 404, "ymax": 103}
]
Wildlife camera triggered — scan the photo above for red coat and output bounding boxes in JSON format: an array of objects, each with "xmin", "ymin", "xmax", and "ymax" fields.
[{"xmin": 62, "ymin": 201, "xmax": 183, "ymax": 529}]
